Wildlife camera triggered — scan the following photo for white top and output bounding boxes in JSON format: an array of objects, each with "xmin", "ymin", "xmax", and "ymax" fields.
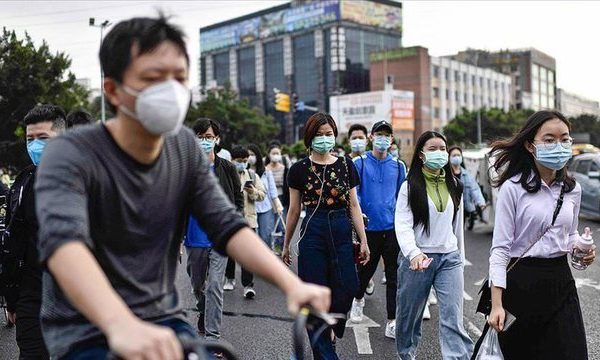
[{"xmin": 394, "ymin": 182, "xmax": 465, "ymax": 263}]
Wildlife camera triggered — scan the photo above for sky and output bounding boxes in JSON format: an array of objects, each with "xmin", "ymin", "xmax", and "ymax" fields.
[{"xmin": 2, "ymin": 1, "xmax": 599, "ymax": 102}]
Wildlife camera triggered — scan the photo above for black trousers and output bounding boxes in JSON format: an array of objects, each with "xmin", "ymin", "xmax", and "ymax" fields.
[
  {"xmin": 225, "ymin": 258, "xmax": 254, "ymax": 287},
  {"xmin": 15, "ymin": 268, "xmax": 49, "ymax": 360},
  {"xmin": 355, "ymin": 229, "xmax": 399, "ymax": 320}
]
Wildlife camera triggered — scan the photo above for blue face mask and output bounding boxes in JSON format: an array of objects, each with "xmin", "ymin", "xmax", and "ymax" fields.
[
  {"xmin": 235, "ymin": 161, "xmax": 248, "ymax": 173},
  {"xmin": 311, "ymin": 135, "xmax": 336, "ymax": 154},
  {"xmin": 422, "ymin": 150, "xmax": 448, "ymax": 170},
  {"xmin": 373, "ymin": 135, "xmax": 392, "ymax": 152},
  {"xmin": 534, "ymin": 144, "xmax": 572, "ymax": 170},
  {"xmin": 197, "ymin": 138, "xmax": 215, "ymax": 154},
  {"xmin": 450, "ymin": 155, "xmax": 463, "ymax": 166},
  {"xmin": 350, "ymin": 139, "xmax": 367, "ymax": 154},
  {"xmin": 27, "ymin": 139, "xmax": 47, "ymax": 166}
]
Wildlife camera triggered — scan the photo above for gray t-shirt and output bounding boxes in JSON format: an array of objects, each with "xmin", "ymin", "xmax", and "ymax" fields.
[{"xmin": 35, "ymin": 124, "xmax": 248, "ymax": 358}]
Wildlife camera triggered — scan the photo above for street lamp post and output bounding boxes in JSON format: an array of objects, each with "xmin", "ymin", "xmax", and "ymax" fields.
[{"xmin": 89, "ymin": 18, "xmax": 111, "ymax": 123}]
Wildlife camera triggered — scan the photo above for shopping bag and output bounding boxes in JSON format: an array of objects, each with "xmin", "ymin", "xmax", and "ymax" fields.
[
  {"xmin": 473, "ymin": 328, "xmax": 503, "ymax": 360},
  {"xmin": 271, "ymin": 214, "xmax": 286, "ymax": 255}
]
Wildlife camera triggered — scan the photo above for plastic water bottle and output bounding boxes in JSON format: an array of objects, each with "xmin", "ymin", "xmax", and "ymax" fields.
[{"xmin": 571, "ymin": 227, "xmax": 594, "ymax": 270}]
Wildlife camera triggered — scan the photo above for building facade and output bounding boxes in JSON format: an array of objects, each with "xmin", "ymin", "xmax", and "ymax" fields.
[
  {"xmin": 199, "ymin": 0, "xmax": 403, "ymax": 143},
  {"xmin": 451, "ymin": 48, "xmax": 556, "ymax": 111},
  {"xmin": 557, "ymin": 89, "xmax": 600, "ymax": 117},
  {"xmin": 370, "ymin": 46, "xmax": 511, "ymax": 136}
]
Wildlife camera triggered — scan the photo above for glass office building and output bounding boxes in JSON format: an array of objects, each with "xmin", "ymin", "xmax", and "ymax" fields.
[{"xmin": 200, "ymin": 0, "xmax": 403, "ymax": 142}]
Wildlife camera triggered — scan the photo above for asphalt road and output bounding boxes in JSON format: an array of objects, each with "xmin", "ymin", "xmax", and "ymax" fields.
[{"xmin": 1, "ymin": 218, "xmax": 599, "ymax": 359}]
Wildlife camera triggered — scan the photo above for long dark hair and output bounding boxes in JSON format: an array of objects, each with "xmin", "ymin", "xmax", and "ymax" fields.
[
  {"xmin": 247, "ymin": 144, "xmax": 265, "ymax": 177},
  {"xmin": 490, "ymin": 110, "xmax": 576, "ymax": 193},
  {"xmin": 408, "ymin": 131, "xmax": 463, "ymax": 235}
]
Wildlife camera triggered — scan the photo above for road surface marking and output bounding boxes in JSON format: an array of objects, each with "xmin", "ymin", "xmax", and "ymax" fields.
[
  {"xmin": 346, "ymin": 315, "xmax": 380, "ymax": 354},
  {"xmin": 463, "ymin": 291, "xmax": 473, "ymax": 301},
  {"xmin": 474, "ymin": 278, "xmax": 486, "ymax": 286},
  {"xmin": 464, "ymin": 258, "xmax": 473, "ymax": 266},
  {"xmin": 575, "ymin": 278, "xmax": 600, "ymax": 291}
]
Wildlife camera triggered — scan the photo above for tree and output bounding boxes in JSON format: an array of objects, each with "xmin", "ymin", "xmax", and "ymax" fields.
[
  {"xmin": 0, "ymin": 28, "xmax": 90, "ymax": 168},
  {"xmin": 185, "ymin": 85, "xmax": 279, "ymax": 149},
  {"xmin": 569, "ymin": 114, "xmax": 600, "ymax": 146},
  {"xmin": 443, "ymin": 108, "xmax": 534, "ymax": 146}
]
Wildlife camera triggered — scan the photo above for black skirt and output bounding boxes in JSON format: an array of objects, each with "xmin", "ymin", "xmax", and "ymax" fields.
[{"xmin": 498, "ymin": 255, "xmax": 588, "ymax": 360}]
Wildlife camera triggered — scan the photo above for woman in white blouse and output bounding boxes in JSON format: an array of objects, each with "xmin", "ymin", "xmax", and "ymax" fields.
[{"xmin": 486, "ymin": 110, "xmax": 596, "ymax": 359}]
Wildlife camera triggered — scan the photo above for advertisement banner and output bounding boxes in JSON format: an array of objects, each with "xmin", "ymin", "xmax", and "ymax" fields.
[
  {"xmin": 391, "ymin": 91, "xmax": 415, "ymax": 131},
  {"xmin": 340, "ymin": 1, "xmax": 402, "ymax": 32},
  {"xmin": 330, "ymin": 89, "xmax": 414, "ymax": 135},
  {"xmin": 201, "ymin": 0, "xmax": 340, "ymax": 53}
]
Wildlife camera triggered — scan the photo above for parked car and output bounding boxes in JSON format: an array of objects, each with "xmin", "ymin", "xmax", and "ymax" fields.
[
  {"xmin": 572, "ymin": 143, "xmax": 600, "ymax": 156},
  {"xmin": 569, "ymin": 153, "xmax": 600, "ymax": 218}
]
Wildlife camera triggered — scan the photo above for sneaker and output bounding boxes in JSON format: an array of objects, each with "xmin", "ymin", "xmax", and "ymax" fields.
[
  {"xmin": 385, "ymin": 320, "xmax": 396, "ymax": 339},
  {"xmin": 350, "ymin": 298, "xmax": 365, "ymax": 323},
  {"xmin": 422, "ymin": 303, "xmax": 431, "ymax": 320},
  {"xmin": 244, "ymin": 286, "xmax": 256, "ymax": 299},
  {"xmin": 223, "ymin": 278, "xmax": 235, "ymax": 291},
  {"xmin": 365, "ymin": 279, "xmax": 375, "ymax": 296},
  {"xmin": 381, "ymin": 274, "xmax": 387, "ymax": 285},
  {"xmin": 428, "ymin": 289, "xmax": 438, "ymax": 306}
]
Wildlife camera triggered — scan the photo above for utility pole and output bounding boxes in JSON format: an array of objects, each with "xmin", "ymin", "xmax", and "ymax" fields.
[{"xmin": 89, "ymin": 18, "xmax": 111, "ymax": 123}]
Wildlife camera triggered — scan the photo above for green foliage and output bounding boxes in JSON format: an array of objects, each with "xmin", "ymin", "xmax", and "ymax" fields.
[
  {"xmin": 0, "ymin": 28, "xmax": 90, "ymax": 168},
  {"xmin": 443, "ymin": 107, "xmax": 534, "ymax": 147},
  {"xmin": 185, "ymin": 85, "xmax": 279, "ymax": 149},
  {"xmin": 284, "ymin": 140, "xmax": 307, "ymax": 158},
  {"xmin": 569, "ymin": 113, "xmax": 600, "ymax": 146}
]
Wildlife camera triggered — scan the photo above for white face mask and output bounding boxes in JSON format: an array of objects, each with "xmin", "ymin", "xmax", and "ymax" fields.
[
  {"xmin": 120, "ymin": 79, "xmax": 191, "ymax": 136},
  {"xmin": 270, "ymin": 154, "xmax": 282, "ymax": 163},
  {"xmin": 248, "ymin": 155, "xmax": 257, "ymax": 165}
]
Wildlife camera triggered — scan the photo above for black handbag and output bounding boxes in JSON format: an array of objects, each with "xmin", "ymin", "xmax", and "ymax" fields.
[{"xmin": 476, "ymin": 183, "xmax": 566, "ymax": 316}]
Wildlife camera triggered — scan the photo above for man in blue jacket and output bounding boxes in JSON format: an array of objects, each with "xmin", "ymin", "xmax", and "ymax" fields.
[
  {"xmin": 350, "ymin": 121, "xmax": 407, "ymax": 339},
  {"xmin": 185, "ymin": 118, "xmax": 244, "ymax": 346}
]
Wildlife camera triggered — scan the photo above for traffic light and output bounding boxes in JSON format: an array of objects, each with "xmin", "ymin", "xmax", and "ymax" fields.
[
  {"xmin": 274, "ymin": 92, "xmax": 290, "ymax": 113},
  {"xmin": 293, "ymin": 93, "xmax": 299, "ymax": 112}
]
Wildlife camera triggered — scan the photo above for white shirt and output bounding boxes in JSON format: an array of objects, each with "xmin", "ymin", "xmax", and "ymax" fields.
[{"xmin": 395, "ymin": 182, "xmax": 465, "ymax": 263}]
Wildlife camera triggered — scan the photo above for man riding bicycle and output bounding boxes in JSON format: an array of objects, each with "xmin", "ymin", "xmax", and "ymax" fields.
[{"xmin": 34, "ymin": 15, "xmax": 330, "ymax": 360}]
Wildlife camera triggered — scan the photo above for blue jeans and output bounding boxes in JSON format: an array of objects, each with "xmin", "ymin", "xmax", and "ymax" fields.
[
  {"xmin": 298, "ymin": 208, "xmax": 358, "ymax": 360},
  {"xmin": 62, "ymin": 319, "xmax": 198, "ymax": 359},
  {"xmin": 395, "ymin": 250, "xmax": 473, "ymax": 360},
  {"xmin": 257, "ymin": 210, "xmax": 275, "ymax": 248},
  {"xmin": 186, "ymin": 247, "xmax": 227, "ymax": 340}
]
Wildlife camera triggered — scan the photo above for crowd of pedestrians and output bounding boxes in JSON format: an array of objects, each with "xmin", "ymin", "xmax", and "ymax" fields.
[{"xmin": 0, "ymin": 14, "xmax": 596, "ymax": 360}]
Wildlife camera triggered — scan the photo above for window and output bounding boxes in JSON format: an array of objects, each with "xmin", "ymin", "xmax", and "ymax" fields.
[
  {"xmin": 479, "ymin": 77, "xmax": 484, "ymax": 87},
  {"xmin": 455, "ymin": 91, "xmax": 459, "ymax": 101},
  {"xmin": 238, "ymin": 47, "xmax": 256, "ymax": 107},
  {"xmin": 576, "ymin": 160, "xmax": 592, "ymax": 174},
  {"xmin": 487, "ymin": 79, "xmax": 492, "ymax": 89},
  {"xmin": 433, "ymin": 66, "xmax": 440, "ymax": 78},
  {"xmin": 200, "ymin": 57, "xmax": 206, "ymax": 86},
  {"xmin": 445, "ymin": 89, "xmax": 450, "ymax": 100},
  {"xmin": 464, "ymin": 93, "xmax": 468, "ymax": 103},
  {"xmin": 213, "ymin": 52, "xmax": 230, "ymax": 86},
  {"xmin": 264, "ymin": 40, "xmax": 285, "ymax": 128},
  {"xmin": 455, "ymin": 70, "xmax": 460, "ymax": 82},
  {"xmin": 434, "ymin": 107, "xmax": 440, "ymax": 118},
  {"xmin": 433, "ymin": 87, "xmax": 440, "ymax": 98},
  {"xmin": 446, "ymin": 109, "xmax": 450, "ymax": 119},
  {"xmin": 590, "ymin": 162, "xmax": 599, "ymax": 175},
  {"xmin": 472, "ymin": 75, "xmax": 476, "ymax": 86},
  {"xmin": 463, "ymin": 72, "xmax": 467, "ymax": 83},
  {"xmin": 444, "ymin": 68, "xmax": 449, "ymax": 80},
  {"xmin": 293, "ymin": 33, "xmax": 318, "ymax": 105}
]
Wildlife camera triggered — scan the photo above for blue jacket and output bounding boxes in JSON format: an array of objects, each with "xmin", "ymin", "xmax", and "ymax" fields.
[
  {"xmin": 354, "ymin": 152, "xmax": 407, "ymax": 231},
  {"xmin": 458, "ymin": 169, "xmax": 486, "ymax": 212}
]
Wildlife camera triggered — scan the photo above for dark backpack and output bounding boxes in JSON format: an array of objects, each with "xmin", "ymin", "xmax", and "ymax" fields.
[{"xmin": 0, "ymin": 167, "xmax": 34, "ymax": 294}]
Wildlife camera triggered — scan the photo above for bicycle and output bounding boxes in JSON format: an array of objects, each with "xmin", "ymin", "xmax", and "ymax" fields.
[{"xmin": 105, "ymin": 306, "xmax": 341, "ymax": 360}]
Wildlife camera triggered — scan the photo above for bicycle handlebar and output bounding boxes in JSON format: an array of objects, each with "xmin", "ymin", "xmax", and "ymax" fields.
[
  {"xmin": 106, "ymin": 333, "xmax": 238, "ymax": 360},
  {"xmin": 293, "ymin": 306, "xmax": 345, "ymax": 360}
]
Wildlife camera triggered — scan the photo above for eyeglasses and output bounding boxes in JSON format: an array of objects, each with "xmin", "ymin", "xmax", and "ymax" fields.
[
  {"xmin": 533, "ymin": 138, "xmax": 573, "ymax": 151},
  {"xmin": 197, "ymin": 135, "xmax": 216, "ymax": 141}
]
